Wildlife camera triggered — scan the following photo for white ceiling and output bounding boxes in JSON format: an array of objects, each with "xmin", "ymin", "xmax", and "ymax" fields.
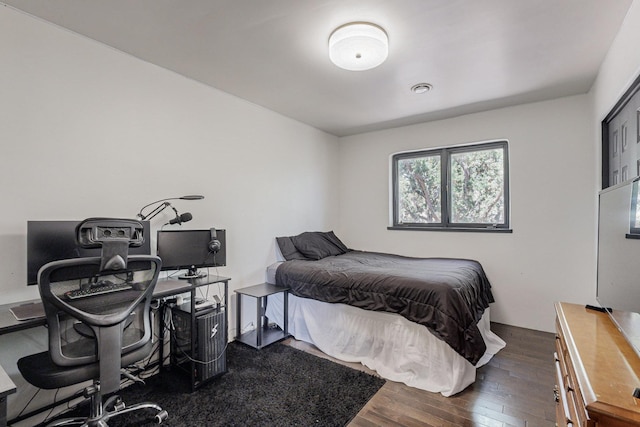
[{"xmin": 3, "ymin": 0, "xmax": 633, "ymax": 136}]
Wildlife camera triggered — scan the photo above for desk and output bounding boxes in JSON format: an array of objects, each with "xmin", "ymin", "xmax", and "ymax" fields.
[
  {"xmin": 0, "ymin": 276, "xmax": 229, "ymax": 335},
  {"xmin": 0, "ymin": 299, "xmax": 43, "ymax": 336},
  {"xmin": 0, "ymin": 363, "xmax": 16, "ymax": 427},
  {"xmin": 0, "ymin": 275, "xmax": 230, "ymax": 424}
]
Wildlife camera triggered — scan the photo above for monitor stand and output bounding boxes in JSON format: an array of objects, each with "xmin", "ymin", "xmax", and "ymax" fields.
[{"xmin": 178, "ymin": 266, "xmax": 207, "ymax": 280}]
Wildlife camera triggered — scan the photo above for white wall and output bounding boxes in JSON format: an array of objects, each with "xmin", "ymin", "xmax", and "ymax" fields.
[
  {"xmin": 337, "ymin": 95, "xmax": 594, "ymax": 333},
  {"xmin": 333, "ymin": 0, "xmax": 640, "ymax": 334},
  {"xmin": 591, "ymin": 0, "xmax": 640, "ymax": 164},
  {"xmin": 0, "ymin": 6, "xmax": 339, "ymax": 305},
  {"xmin": 0, "ymin": 7, "xmax": 338, "ymax": 422}
]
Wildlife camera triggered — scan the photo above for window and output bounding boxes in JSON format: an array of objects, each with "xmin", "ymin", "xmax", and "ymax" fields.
[
  {"xmin": 630, "ymin": 179, "xmax": 640, "ymax": 236},
  {"xmin": 391, "ymin": 140, "xmax": 510, "ymax": 231},
  {"xmin": 602, "ymin": 71, "xmax": 640, "ymax": 189}
]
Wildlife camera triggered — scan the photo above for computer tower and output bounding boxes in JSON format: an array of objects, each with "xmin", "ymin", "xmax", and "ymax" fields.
[{"xmin": 171, "ymin": 307, "xmax": 226, "ymax": 383}]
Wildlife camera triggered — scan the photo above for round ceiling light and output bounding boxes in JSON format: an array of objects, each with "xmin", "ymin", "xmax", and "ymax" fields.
[{"xmin": 329, "ymin": 22, "xmax": 388, "ymax": 71}]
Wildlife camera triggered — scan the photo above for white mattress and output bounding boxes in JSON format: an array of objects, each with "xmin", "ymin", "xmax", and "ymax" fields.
[{"xmin": 265, "ymin": 279, "xmax": 505, "ymax": 396}]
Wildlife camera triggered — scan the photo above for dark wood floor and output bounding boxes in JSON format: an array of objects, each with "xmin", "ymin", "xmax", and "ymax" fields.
[{"xmin": 285, "ymin": 322, "xmax": 557, "ymax": 427}]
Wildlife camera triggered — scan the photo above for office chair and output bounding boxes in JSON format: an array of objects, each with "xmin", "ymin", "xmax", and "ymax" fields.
[{"xmin": 18, "ymin": 219, "xmax": 168, "ymax": 426}]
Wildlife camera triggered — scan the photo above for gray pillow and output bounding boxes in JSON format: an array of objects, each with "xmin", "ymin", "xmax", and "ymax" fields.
[
  {"xmin": 290, "ymin": 231, "xmax": 349, "ymax": 260},
  {"xmin": 276, "ymin": 236, "xmax": 309, "ymax": 261}
]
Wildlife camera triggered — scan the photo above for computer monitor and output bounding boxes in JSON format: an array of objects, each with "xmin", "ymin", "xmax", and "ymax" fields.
[
  {"xmin": 156, "ymin": 229, "xmax": 226, "ymax": 279},
  {"xmin": 27, "ymin": 220, "xmax": 152, "ymax": 285}
]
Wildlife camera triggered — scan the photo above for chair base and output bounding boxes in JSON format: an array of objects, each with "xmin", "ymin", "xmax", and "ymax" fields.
[{"xmin": 45, "ymin": 394, "xmax": 167, "ymax": 427}]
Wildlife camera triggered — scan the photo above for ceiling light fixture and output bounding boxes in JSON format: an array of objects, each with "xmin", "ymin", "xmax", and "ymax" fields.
[
  {"xmin": 411, "ymin": 83, "xmax": 433, "ymax": 94},
  {"xmin": 329, "ymin": 22, "xmax": 388, "ymax": 71}
]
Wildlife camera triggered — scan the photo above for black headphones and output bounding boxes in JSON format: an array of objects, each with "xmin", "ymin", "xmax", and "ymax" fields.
[{"xmin": 208, "ymin": 228, "xmax": 221, "ymax": 253}]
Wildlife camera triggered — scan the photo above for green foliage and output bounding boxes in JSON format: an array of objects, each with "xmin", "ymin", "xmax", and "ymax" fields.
[
  {"xmin": 398, "ymin": 155, "xmax": 441, "ymax": 223},
  {"xmin": 397, "ymin": 147, "xmax": 505, "ymax": 225},
  {"xmin": 450, "ymin": 148, "xmax": 504, "ymax": 224}
]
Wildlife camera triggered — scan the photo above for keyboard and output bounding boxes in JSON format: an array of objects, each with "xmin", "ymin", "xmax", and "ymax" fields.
[{"xmin": 65, "ymin": 282, "xmax": 133, "ymax": 300}]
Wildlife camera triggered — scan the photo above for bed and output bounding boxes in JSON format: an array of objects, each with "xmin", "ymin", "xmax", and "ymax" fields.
[{"xmin": 264, "ymin": 231, "xmax": 505, "ymax": 396}]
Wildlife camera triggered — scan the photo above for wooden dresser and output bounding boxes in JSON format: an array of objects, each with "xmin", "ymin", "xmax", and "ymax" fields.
[{"xmin": 555, "ymin": 302, "xmax": 640, "ymax": 426}]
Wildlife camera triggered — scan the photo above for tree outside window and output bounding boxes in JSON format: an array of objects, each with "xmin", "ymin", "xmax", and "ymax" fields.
[{"xmin": 392, "ymin": 141, "xmax": 510, "ymax": 231}]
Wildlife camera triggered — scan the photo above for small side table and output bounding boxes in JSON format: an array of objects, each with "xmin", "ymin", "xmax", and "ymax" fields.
[{"xmin": 235, "ymin": 283, "xmax": 289, "ymax": 349}]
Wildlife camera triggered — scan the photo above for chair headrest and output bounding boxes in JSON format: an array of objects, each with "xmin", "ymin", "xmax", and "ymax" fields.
[{"xmin": 76, "ymin": 218, "xmax": 146, "ymax": 272}]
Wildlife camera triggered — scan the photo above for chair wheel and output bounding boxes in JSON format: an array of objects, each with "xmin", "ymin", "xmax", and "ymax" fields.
[{"xmin": 155, "ymin": 410, "xmax": 168, "ymax": 424}]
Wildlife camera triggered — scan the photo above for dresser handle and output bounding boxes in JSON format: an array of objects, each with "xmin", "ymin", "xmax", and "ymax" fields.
[{"xmin": 554, "ymin": 352, "xmax": 574, "ymax": 426}]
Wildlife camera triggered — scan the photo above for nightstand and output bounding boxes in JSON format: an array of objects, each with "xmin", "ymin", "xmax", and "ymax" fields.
[{"xmin": 235, "ymin": 283, "xmax": 289, "ymax": 349}]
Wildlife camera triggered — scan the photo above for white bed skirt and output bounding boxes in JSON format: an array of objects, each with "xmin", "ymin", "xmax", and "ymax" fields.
[{"xmin": 265, "ymin": 293, "xmax": 505, "ymax": 397}]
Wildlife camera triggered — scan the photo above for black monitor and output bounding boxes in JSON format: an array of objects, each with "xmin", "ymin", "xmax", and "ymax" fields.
[
  {"xmin": 27, "ymin": 220, "xmax": 151, "ymax": 285},
  {"xmin": 156, "ymin": 229, "xmax": 226, "ymax": 279}
]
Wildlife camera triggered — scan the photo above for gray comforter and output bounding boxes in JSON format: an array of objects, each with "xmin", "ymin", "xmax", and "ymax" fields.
[{"xmin": 275, "ymin": 251, "xmax": 495, "ymax": 365}]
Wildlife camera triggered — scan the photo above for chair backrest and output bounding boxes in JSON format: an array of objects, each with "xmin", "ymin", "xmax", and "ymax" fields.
[{"xmin": 37, "ymin": 218, "xmax": 161, "ymax": 395}]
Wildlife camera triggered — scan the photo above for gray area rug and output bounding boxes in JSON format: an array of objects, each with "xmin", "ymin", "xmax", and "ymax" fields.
[{"xmin": 53, "ymin": 341, "xmax": 385, "ymax": 426}]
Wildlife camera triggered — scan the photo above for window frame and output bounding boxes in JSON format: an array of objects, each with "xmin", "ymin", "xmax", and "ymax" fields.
[
  {"xmin": 628, "ymin": 178, "xmax": 640, "ymax": 238},
  {"xmin": 390, "ymin": 140, "xmax": 511, "ymax": 232}
]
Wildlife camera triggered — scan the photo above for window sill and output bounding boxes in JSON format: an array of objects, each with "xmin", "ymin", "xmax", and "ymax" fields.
[{"xmin": 387, "ymin": 226, "xmax": 513, "ymax": 233}]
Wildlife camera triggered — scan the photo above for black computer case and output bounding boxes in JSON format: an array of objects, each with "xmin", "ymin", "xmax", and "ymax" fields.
[{"xmin": 171, "ymin": 307, "xmax": 226, "ymax": 383}]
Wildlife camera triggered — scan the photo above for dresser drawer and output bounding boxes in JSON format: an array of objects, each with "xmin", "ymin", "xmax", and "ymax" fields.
[
  {"xmin": 555, "ymin": 328, "xmax": 590, "ymax": 427},
  {"xmin": 555, "ymin": 302, "xmax": 640, "ymax": 427}
]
